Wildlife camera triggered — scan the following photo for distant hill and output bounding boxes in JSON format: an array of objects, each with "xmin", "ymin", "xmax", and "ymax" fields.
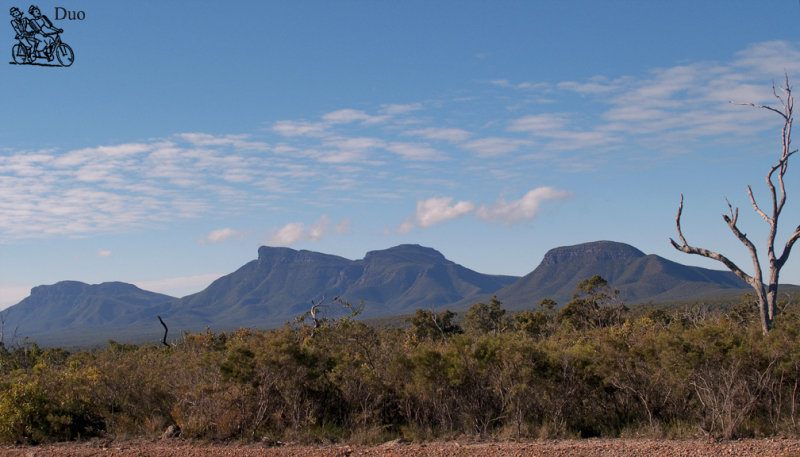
[
  {"xmin": 2, "ymin": 281, "xmax": 174, "ymax": 337},
  {"xmin": 494, "ymin": 240, "xmax": 751, "ymax": 308}
]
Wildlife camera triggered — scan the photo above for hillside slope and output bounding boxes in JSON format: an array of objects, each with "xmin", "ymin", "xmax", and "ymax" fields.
[{"xmin": 495, "ymin": 240, "xmax": 750, "ymax": 308}]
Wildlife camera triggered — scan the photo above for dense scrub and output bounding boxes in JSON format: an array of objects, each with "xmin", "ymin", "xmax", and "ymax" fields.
[{"xmin": 2, "ymin": 279, "xmax": 800, "ymax": 444}]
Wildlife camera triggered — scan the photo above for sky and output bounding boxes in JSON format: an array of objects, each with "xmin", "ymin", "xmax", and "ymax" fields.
[{"xmin": 2, "ymin": 1, "xmax": 800, "ymax": 309}]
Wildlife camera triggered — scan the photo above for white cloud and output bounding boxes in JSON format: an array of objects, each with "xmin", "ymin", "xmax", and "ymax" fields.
[
  {"xmin": 732, "ymin": 41, "xmax": 800, "ymax": 77},
  {"xmin": 322, "ymin": 109, "xmax": 385, "ymax": 125},
  {"xmin": 489, "ymin": 79, "xmax": 550, "ymax": 91},
  {"xmin": 380, "ymin": 103, "xmax": 423, "ymax": 115},
  {"xmin": 507, "ymin": 114, "xmax": 569, "ymax": 134},
  {"xmin": 201, "ymin": 228, "xmax": 247, "ymax": 245},
  {"xmin": 317, "ymin": 137, "xmax": 386, "ymax": 163},
  {"xmin": 386, "ymin": 142, "xmax": 445, "ymax": 161},
  {"xmin": 272, "ymin": 120, "xmax": 328, "ymax": 137},
  {"xmin": 558, "ymin": 76, "xmax": 625, "ymax": 94},
  {"xmin": 269, "ymin": 222, "xmax": 306, "ymax": 245},
  {"xmin": 462, "ymin": 137, "xmax": 533, "ymax": 157},
  {"xmin": 406, "ymin": 127, "xmax": 472, "ymax": 143},
  {"xmin": 325, "ymin": 137, "xmax": 385, "ymax": 151},
  {"xmin": 0, "ymin": 134, "xmax": 287, "ymax": 240},
  {"xmin": 267, "ymin": 215, "xmax": 350, "ymax": 245},
  {"xmin": 397, "ymin": 197, "xmax": 476, "ymax": 233},
  {"xmin": 96, "ymin": 249, "xmax": 112, "ymax": 257},
  {"xmin": 3, "ymin": 41, "xmax": 798, "ymax": 245},
  {"xmin": 477, "ymin": 187, "xmax": 572, "ymax": 225},
  {"xmin": 178, "ymin": 133, "xmax": 269, "ymax": 150},
  {"xmin": 0, "ymin": 153, "xmax": 54, "ymax": 176}
]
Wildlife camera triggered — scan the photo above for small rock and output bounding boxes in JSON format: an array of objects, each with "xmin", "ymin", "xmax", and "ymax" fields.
[
  {"xmin": 160, "ymin": 424, "xmax": 181, "ymax": 440},
  {"xmin": 381, "ymin": 437, "xmax": 410, "ymax": 447}
]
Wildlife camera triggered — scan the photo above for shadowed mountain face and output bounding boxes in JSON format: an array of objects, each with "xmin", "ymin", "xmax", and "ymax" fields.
[
  {"xmin": 2, "ymin": 245, "xmax": 518, "ymax": 344},
  {"xmin": 494, "ymin": 240, "xmax": 750, "ymax": 308},
  {"xmin": 1, "ymin": 241, "xmax": 758, "ymax": 347},
  {"xmin": 166, "ymin": 244, "xmax": 519, "ymax": 326},
  {"xmin": 3, "ymin": 281, "xmax": 175, "ymax": 335}
]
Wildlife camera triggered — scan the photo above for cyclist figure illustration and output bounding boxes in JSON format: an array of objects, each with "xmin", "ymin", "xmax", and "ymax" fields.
[
  {"xmin": 9, "ymin": 7, "xmax": 33, "ymax": 50},
  {"xmin": 27, "ymin": 5, "xmax": 60, "ymax": 61},
  {"xmin": 9, "ymin": 4, "xmax": 74, "ymax": 66}
]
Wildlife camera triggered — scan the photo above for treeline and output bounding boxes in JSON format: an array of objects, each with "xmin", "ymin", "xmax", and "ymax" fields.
[{"xmin": 1, "ymin": 276, "xmax": 800, "ymax": 444}]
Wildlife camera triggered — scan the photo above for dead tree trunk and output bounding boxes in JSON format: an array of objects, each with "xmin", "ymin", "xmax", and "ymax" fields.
[
  {"xmin": 670, "ymin": 76, "xmax": 800, "ymax": 335},
  {"xmin": 158, "ymin": 315, "xmax": 170, "ymax": 347}
]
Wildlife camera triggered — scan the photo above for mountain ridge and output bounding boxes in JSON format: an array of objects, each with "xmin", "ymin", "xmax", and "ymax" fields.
[
  {"xmin": 493, "ymin": 240, "xmax": 750, "ymax": 308},
  {"xmin": 1, "ymin": 241, "xmax": 763, "ymax": 346}
]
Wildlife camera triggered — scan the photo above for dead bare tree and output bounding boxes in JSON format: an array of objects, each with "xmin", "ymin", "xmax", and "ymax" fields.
[
  {"xmin": 671, "ymin": 76, "xmax": 800, "ymax": 334},
  {"xmin": 293, "ymin": 296, "xmax": 329, "ymax": 340},
  {"xmin": 157, "ymin": 315, "xmax": 170, "ymax": 347}
]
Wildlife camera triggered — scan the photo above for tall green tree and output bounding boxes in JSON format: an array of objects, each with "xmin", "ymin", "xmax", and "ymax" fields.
[
  {"xmin": 407, "ymin": 309, "xmax": 461, "ymax": 342},
  {"xmin": 555, "ymin": 275, "xmax": 626, "ymax": 330},
  {"xmin": 464, "ymin": 296, "xmax": 507, "ymax": 335}
]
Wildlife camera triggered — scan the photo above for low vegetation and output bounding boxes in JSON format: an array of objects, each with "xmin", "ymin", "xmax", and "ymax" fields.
[{"xmin": 1, "ymin": 276, "xmax": 800, "ymax": 445}]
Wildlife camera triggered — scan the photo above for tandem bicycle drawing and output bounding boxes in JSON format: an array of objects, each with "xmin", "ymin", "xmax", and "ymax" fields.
[{"xmin": 10, "ymin": 5, "xmax": 74, "ymax": 67}]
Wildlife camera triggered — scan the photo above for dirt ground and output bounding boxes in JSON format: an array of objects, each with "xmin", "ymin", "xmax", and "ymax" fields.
[{"xmin": 3, "ymin": 438, "xmax": 800, "ymax": 457}]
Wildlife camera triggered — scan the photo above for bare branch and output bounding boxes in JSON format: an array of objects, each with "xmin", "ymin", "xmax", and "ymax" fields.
[
  {"xmin": 731, "ymin": 101, "xmax": 788, "ymax": 121},
  {"xmin": 724, "ymin": 197, "xmax": 739, "ymax": 226},
  {"xmin": 157, "ymin": 315, "xmax": 170, "ymax": 348},
  {"xmin": 777, "ymin": 226, "xmax": 800, "ymax": 269},
  {"xmin": 747, "ymin": 185, "xmax": 771, "ymax": 223},
  {"xmin": 673, "ymin": 194, "xmax": 689, "ymax": 247},
  {"xmin": 670, "ymin": 196, "xmax": 756, "ymax": 287}
]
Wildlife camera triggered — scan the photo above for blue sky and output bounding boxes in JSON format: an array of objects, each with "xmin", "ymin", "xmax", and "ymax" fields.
[{"xmin": 2, "ymin": 1, "xmax": 800, "ymax": 308}]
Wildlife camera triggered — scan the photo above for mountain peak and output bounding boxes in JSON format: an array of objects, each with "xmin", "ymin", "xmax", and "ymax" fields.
[
  {"xmin": 541, "ymin": 240, "xmax": 645, "ymax": 266},
  {"xmin": 29, "ymin": 280, "xmax": 87, "ymax": 297},
  {"xmin": 495, "ymin": 240, "xmax": 749, "ymax": 308},
  {"xmin": 363, "ymin": 244, "xmax": 447, "ymax": 263},
  {"xmin": 257, "ymin": 245, "xmax": 300, "ymax": 262}
]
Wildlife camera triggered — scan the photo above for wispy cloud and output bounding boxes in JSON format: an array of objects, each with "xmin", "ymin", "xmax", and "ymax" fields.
[
  {"xmin": 477, "ymin": 187, "xmax": 572, "ymax": 225},
  {"xmin": 397, "ymin": 197, "xmax": 476, "ymax": 234},
  {"xmin": 732, "ymin": 41, "xmax": 800, "ymax": 77},
  {"xmin": 461, "ymin": 137, "xmax": 533, "ymax": 157},
  {"xmin": 397, "ymin": 186, "xmax": 572, "ymax": 233},
  {"xmin": 267, "ymin": 215, "xmax": 351, "ymax": 245},
  {"xmin": 380, "ymin": 103, "xmax": 423, "ymax": 115},
  {"xmin": 200, "ymin": 228, "xmax": 248, "ymax": 245},
  {"xmin": 322, "ymin": 109, "xmax": 387, "ymax": 125},
  {"xmin": 178, "ymin": 133, "xmax": 269, "ymax": 150},
  {"xmin": 489, "ymin": 79, "xmax": 551, "ymax": 91},
  {"xmin": 2, "ymin": 41, "xmax": 798, "ymax": 243},
  {"xmin": 557, "ymin": 75, "xmax": 627, "ymax": 94},
  {"xmin": 385, "ymin": 142, "xmax": 445, "ymax": 161},
  {"xmin": 507, "ymin": 114, "xmax": 569, "ymax": 134},
  {"xmin": 406, "ymin": 127, "xmax": 472, "ymax": 143},
  {"xmin": 272, "ymin": 120, "xmax": 328, "ymax": 137},
  {"xmin": 96, "ymin": 249, "xmax": 112, "ymax": 257}
]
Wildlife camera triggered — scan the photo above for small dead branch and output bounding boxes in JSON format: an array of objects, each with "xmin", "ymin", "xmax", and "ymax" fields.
[{"xmin": 157, "ymin": 315, "xmax": 170, "ymax": 347}]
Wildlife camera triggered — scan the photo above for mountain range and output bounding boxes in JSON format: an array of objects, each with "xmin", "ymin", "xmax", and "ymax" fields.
[{"xmin": 1, "ymin": 241, "xmax": 757, "ymax": 346}]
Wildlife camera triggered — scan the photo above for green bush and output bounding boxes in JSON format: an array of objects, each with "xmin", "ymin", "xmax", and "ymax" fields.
[{"xmin": 2, "ymin": 280, "xmax": 800, "ymax": 443}]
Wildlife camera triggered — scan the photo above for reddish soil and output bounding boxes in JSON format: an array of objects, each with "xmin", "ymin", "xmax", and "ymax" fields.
[{"xmin": 2, "ymin": 438, "xmax": 800, "ymax": 457}]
